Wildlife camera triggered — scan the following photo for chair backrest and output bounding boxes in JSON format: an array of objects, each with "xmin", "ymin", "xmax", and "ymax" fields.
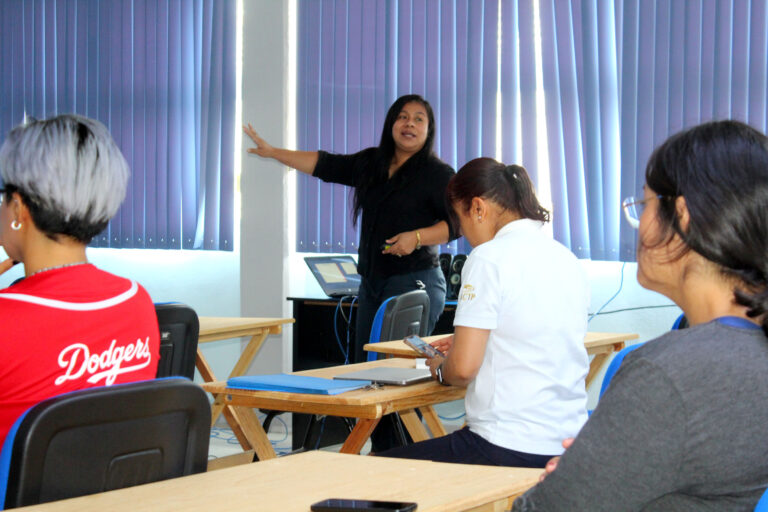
[
  {"xmin": 672, "ymin": 313, "xmax": 689, "ymax": 330},
  {"xmin": 154, "ymin": 303, "xmax": 200, "ymax": 379},
  {"xmin": 0, "ymin": 378, "xmax": 210, "ymax": 509},
  {"xmin": 368, "ymin": 290, "xmax": 430, "ymax": 361},
  {"xmin": 599, "ymin": 343, "xmax": 644, "ymax": 398}
]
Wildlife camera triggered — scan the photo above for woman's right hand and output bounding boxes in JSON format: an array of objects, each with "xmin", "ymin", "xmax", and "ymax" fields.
[
  {"xmin": 430, "ymin": 335, "xmax": 453, "ymax": 356},
  {"xmin": 0, "ymin": 258, "xmax": 19, "ymax": 277},
  {"xmin": 243, "ymin": 123, "xmax": 274, "ymax": 158},
  {"xmin": 539, "ymin": 437, "xmax": 574, "ymax": 482}
]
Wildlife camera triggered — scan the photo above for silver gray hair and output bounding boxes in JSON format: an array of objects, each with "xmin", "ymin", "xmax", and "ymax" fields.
[{"xmin": 0, "ymin": 113, "xmax": 129, "ymax": 228}]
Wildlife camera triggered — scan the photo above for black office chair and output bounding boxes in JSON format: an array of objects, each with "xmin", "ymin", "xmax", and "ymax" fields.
[
  {"xmin": 0, "ymin": 378, "xmax": 211, "ymax": 509},
  {"xmin": 154, "ymin": 303, "xmax": 200, "ymax": 379},
  {"xmin": 367, "ymin": 290, "xmax": 430, "ymax": 361}
]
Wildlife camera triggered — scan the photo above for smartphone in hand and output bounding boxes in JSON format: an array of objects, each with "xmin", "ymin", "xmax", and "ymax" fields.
[{"xmin": 404, "ymin": 334, "xmax": 445, "ymax": 359}]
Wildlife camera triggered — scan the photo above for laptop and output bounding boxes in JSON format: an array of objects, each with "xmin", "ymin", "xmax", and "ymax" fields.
[
  {"xmin": 304, "ymin": 255, "xmax": 361, "ymax": 297},
  {"xmin": 333, "ymin": 367, "xmax": 432, "ymax": 386}
]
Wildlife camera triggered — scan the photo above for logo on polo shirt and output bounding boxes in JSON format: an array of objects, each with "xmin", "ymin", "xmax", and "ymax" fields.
[{"xmin": 459, "ymin": 284, "xmax": 476, "ymax": 302}]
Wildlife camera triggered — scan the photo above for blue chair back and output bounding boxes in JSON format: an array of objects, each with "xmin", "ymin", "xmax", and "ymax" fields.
[
  {"xmin": 672, "ymin": 313, "xmax": 689, "ymax": 330},
  {"xmin": 367, "ymin": 290, "xmax": 430, "ymax": 362}
]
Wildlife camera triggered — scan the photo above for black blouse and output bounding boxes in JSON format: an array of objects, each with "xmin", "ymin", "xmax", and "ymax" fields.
[{"xmin": 313, "ymin": 148, "xmax": 456, "ymax": 280}]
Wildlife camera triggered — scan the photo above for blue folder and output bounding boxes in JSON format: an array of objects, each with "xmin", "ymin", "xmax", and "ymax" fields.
[{"xmin": 227, "ymin": 373, "xmax": 371, "ymax": 395}]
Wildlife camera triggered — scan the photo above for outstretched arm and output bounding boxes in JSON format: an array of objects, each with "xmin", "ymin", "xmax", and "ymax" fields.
[{"xmin": 243, "ymin": 123, "xmax": 318, "ymax": 175}]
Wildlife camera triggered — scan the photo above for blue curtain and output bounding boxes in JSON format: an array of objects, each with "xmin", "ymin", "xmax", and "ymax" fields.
[
  {"xmin": 616, "ymin": 0, "xmax": 768, "ymax": 260},
  {"xmin": 0, "ymin": 0, "xmax": 236, "ymax": 251},
  {"xmin": 296, "ymin": 0, "xmax": 515, "ymax": 255},
  {"xmin": 537, "ymin": 0, "xmax": 621, "ymax": 260},
  {"xmin": 297, "ymin": 0, "xmax": 768, "ymax": 261}
]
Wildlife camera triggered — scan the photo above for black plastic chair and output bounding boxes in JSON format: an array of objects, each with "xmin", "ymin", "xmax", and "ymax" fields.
[
  {"xmin": 367, "ymin": 290, "xmax": 430, "ymax": 361},
  {"xmin": 0, "ymin": 378, "xmax": 210, "ymax": 509},
  {"xmin": 154, "ymin": 303, "xmax": 200, "ymax": 379}
]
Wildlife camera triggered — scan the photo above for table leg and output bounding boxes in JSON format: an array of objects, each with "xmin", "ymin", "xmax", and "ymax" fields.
[
  {"xmin": 209, "ymin": 330, "xmax": 271, "ymax": 425},
  {"xmin": 419, "ymin": 405, "xmax": 447, "ymax": 438},
  {"xmin": 228, "ymin": 406, "xmax": 277, "ymax": 460},
  {"xmin": 399, "ymin": 408, "xmax": 431, "ymax": 442},
  {"xmin": 340, "ymin": 418, "xmax": 381, "ymax": 454},
  {"xmin": 228, "ymin": 330, "xmax": 270, "ymax": 378},
  {"xmin": 585, "ymin": 342, "xmax": 625, "ymax": 388},
  {"xmin": 195, "ymin": 347, "xmax": 218, "ymax": 384}
]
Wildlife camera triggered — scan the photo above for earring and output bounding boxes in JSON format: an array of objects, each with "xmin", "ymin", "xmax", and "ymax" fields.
[{"xmin": 11, "ymin": 220, "xmax": 21, "ymax": 231}]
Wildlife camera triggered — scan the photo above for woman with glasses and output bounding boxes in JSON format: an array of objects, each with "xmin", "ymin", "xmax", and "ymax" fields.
[
  {"xmin": 0, "ymin": 114, "xmax": 160, "ymax": 445},
  {"xmin": 514, "ymin": 120, "xmax": 768, "ymax": 511}
]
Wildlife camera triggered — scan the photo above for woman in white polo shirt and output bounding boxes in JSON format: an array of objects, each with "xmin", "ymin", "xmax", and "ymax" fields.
[{"xmin": 377, "ymin": 157, "xmax": 590, "ymax": 467}]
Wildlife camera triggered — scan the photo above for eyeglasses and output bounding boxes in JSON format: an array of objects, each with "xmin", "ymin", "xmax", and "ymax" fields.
[{"xmin": 622, "ymin": 195, "xmax": 664, "ymax": 229}]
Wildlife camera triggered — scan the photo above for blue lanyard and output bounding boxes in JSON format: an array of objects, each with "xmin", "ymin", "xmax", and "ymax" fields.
[{"xmin": 715, "ymin": 316, "xmax": 762, "ymax": 330}]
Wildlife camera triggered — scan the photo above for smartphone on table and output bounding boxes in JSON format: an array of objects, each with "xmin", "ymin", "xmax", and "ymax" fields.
[
  {"xmin": 310, "ymin": 498, "xmax": 417, "ymax": 512},
  {"xmin": 403, "ymin": 334, "xmax": 445, "ymax": 359}
]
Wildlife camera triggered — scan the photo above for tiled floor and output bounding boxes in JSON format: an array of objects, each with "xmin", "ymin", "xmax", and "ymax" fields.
[{"xmin": 207, "ymin": 401, "xmax": 466, "ymax": 462}]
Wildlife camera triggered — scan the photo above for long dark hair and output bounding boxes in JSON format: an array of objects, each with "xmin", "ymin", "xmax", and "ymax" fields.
[
  {"xmin": 645, "ymin": 120, "xmax": 768, "ymax": 335},
  {"xmin": 446, "ymin": 157, "xmax": 549, "ymax": 232},
  {"xmin": 352, "ymin": 94, "xmax": 436, "ymax": 223}
]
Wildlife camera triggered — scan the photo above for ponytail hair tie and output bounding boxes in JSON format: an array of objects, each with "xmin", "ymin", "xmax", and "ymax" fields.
[{"xmin": 504, "ymin": 165, "xmax": 519, "ymax": 181}]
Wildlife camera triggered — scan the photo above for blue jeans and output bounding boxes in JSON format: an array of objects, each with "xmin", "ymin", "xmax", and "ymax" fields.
[{"xmin": 353, "ymin": 266, "xmax": 446, "ymax": 364}]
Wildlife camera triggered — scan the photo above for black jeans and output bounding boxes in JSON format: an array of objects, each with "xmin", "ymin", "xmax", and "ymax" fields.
[
  {"xmin": 353, "ymin": 266, "xmax": 446, "ymax": 364},
  {"xmin": 374, "ymin": 426, "xmax": 556, "ymax": 468}
]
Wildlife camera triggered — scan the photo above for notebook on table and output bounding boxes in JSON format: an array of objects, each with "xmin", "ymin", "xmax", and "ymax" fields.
[
  {"xmin": 333, "ymin": 367, "xmax": 432, "ymax": 386},
  {"xmin": 227, "ymin": 373, "xmax": 370, "ymax": 395}
]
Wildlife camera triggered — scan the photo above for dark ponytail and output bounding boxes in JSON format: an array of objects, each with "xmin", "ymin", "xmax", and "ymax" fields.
[
  {"xmin": 645, "ymin": 120, "xmax": 768, "ymax": 336},
  {"xmin": 446, "ymin": 157, "xmax": 549, "ymax": 232}
]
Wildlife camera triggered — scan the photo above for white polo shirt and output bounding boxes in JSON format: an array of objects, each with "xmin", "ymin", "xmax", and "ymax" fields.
[{"xmin": 455, "ymin": 219, "xmax": 590, "ymax": 455}]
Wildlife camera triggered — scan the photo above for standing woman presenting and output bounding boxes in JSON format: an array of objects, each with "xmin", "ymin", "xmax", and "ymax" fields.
[{"xmin": 244, "ymin": 94, "xmax": 455, "ymax": 363}]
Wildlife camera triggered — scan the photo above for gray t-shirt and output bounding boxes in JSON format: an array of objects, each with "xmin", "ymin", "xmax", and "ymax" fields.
[{"xmin": 513, "ymin": 320, "xmax": 768, "ymax": 511}]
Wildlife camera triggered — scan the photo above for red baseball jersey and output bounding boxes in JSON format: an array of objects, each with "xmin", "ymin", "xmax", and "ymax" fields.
[{"xmin": 0, "ymin": 264, "xmax": 160, "ymax": 444}]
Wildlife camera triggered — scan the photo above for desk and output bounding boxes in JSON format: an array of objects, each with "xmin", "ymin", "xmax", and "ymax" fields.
[
  {"xmin": 202, "ymin": 358, "xmax": 466, "ymax": 461},
  {"xmin": 14, "ymin": 451, "xmax": 541, "ymax": 512},
  {"xmin": 364, "ymin": 331, "xmax": 639, "ymax": 389},
  {"xmin": 287, "ymin": 296, "xmax": 456, "ymax": 449},
  {"xmin": 196, "ymin": 317, "xmax": 294, "ymax": 427}
]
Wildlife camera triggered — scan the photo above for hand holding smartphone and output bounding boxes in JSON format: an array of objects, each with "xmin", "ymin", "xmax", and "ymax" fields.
[{"xmin": 404, "ymin": 334, "xmax": 444, "ymax": 359}]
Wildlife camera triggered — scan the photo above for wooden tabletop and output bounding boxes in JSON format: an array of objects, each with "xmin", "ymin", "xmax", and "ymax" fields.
[
  {"xmin": 364, "ymin": 331, "xmax": 639, "ymax": 358},
  {"xmin": 202, "ymin": 358, "xmax": 466, "ymax": 419},
  {"xmin": 197, "ymin": 316, "xmax": 294, "ymax": 343},
  {"xmin": 13, "ymin": 451, "xmax": 541, "ymax": 512}
]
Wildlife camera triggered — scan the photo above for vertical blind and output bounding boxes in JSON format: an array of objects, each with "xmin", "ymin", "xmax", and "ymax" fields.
[
  {"xmin": 0, "ymin": 0, "xmax": 236, "ymax": 251},
  {"xmin": 616, "ymin": 0, "xmax": 768, "ymax": 260},
  {"xmin": 297, "ymin": 0, "xmax": 519, "ymax": 255},
  {"xmin": 297, "ymin": 0, "xmax": 768, "ymax": 262}
]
